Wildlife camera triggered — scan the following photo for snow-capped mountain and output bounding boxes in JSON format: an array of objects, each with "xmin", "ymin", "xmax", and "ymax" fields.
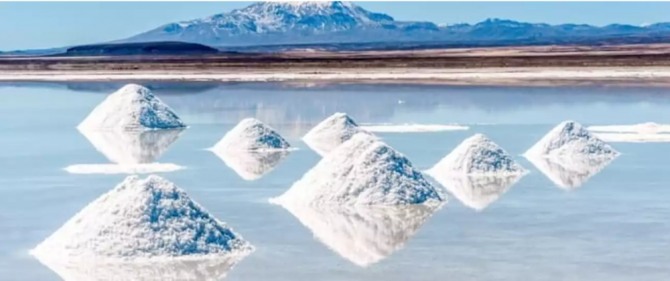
[
  {"xmin": 118, "ymin": 1, "xmax": 670, "ymax": 48},
  {"xmin": 122, "ymin": 1, "xmax": 439, "ymax": 46}
]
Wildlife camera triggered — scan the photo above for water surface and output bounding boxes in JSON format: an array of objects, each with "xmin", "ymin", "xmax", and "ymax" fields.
[{"xmin": 1, "ymin": 82, "xmax": 670, "ymax": 281}]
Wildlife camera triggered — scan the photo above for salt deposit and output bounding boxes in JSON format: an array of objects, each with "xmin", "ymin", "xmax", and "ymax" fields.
[
  {"xmin": 34, "ymin": 253, "xmax": 246, "ymax": 281},
  {"xmin": 361, "ymin": 123, "xmax": 469, "ymax": 133},
  {"xmin": 6, "ymin": 67, "xmax": 670, "ymax": 82},
  {"xmin": 431, "ymin": 175, "xmax": 523, "ymax": 211},
  {"xmin": 594, "ymin": 133, "xmax": 670, "ymax": 143},
  {"xmin": 303, "ymin": 112, "xmax": 372, "ymax": 156},
  {"xmin": 588, "ymin": 122, "xmax": 670, "ymax": 134},
  {"xmin": 271, "ymin": 133, "xmax": 444, "ymax": 206},
  {"xmin": 64, "ymin": 163, "xmax": 184, "ymax": 174},
  {"xmin": 524, "ymin": 120, "xmax": 619, "ymax": 159},
  {"xmin": 212, "ymin": 148, "xmax": 290, "ymax": 181},
  {"xmin": 277, "ymin": 203, "xmax": 440, "ymax": 267},
  {"xmin": 427, "ymin": 134, "xmax": 526, "ymax": 176},
  {"xmin": 77, "ymin": 84, "xmax": 186, "ymax": 131},
  {"xmin": 212, "ymin": 118, "xmax": 290, "ymax": 152},
  {"xmin": 31, "ymin": 175, "xmax": 252, "ymax": 261},
  {"xmin": 527, "ymin": 154, "xmax": 615, "ymax": 190}
]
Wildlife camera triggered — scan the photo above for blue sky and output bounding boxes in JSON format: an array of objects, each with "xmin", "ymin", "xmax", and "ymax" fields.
[{"xmin": 1, "ymin": 1, "xmax": 670, "ymax": 51}]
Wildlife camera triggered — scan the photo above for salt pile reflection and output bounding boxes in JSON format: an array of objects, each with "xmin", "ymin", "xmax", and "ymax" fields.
[
  {"xmin": 34, "ymin": 254, "xmax": 248, "ymax": 281},
  {"xmin": 276, "ymin": 203, "xmax": 441, "ymax": 267},
  {"xmin": 527, "ymin": 155, "xmax": 616, "ymax": 190},
  {"xmin": 212, "ymin": 148, "xmax": 291, "ymax": 181},
  {"xmin": 65, "ymin": 129, "xmax": 185, "ymax": 174},
  {"xmin": 432, "ymin": 175, "xmax": 523, "ymax": 211}
]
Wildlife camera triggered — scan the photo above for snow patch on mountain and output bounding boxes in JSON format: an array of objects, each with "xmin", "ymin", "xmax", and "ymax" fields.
[
  {"xmin": 271, "ymin": 133, "xmax": 444, "ymax": 206},
  {"xmin": 78, "ymin": 84, "xmax": 186, "ymax": 131},
  {"xmin": 123, "ymin": 1, "xmax": 437, "ymax": 46},
  {"xmin": 303, "ymin": 112, "xmax": 371, "ymax": 156},
  {"xmin": 31, "ymin": 175, "xmax": 252, "ymax": 261}
]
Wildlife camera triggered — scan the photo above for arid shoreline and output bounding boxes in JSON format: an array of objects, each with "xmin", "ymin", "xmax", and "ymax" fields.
[{"xmin": 3, "ymin": 45, "xmax": 670, "ymax": 85}]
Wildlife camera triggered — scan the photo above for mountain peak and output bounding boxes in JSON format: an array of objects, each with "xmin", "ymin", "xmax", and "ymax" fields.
[
  {"xmin": 121, "ymin": 1, "xmax": 670, "ymax": 48},
  {"xmin": 254, "ymin": 1, "xmax": 355, "ymax": 9},
  {"xmin": 124, "ymin": 1, "xmax": 407, "ymax": 46}
]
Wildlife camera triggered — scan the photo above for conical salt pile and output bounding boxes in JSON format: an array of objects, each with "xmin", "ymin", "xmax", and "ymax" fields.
[
  {"xmin": 303, "ymin": 112, "xmax": 372, "ymax": 156},
  {"xmin": 78, "ymin": 84, "xmax": 186, "ymax": 131},
  {"xmin": 31, "ymin": 175, "xmax": 252, "ymax": 261},
  {"xmin": 427, "ymin": 134, "xmax": 526, "ymax": 176},
  {"xmin": 271, "ymin": 133, "xmax": 444, "ymax": 206},
  {"xmin": 212, "ymin": 118, "xmax": 290, "ymax": 151},
  {"xmin": 524, "ymin": 120, "xmax": 619, "ymax": 159}
]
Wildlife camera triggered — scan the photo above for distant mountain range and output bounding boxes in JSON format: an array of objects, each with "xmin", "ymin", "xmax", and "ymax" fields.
[
  {"xmin": 120, "ymin": 1, "xmax": 670, "ymax": 47},
  {"xmin": 3, "ymin": 1, "xmax": 670, "ymax": 57}
]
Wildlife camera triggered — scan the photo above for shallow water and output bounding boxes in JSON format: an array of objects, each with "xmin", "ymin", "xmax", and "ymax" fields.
[{"xmin": 1, "ymin": 82, "xmax": 670, "ymax": 281}]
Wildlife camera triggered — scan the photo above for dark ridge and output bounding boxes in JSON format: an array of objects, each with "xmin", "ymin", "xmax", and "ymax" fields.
[{"xmin": 61, "ymin": 41, "xmax": 222, "ymax": 56}]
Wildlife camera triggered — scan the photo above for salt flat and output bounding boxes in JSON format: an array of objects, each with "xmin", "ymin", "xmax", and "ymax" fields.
[
  {"xmin": 2, "ymin": 82, "xmax": 670, "ymax": 281},
  {"xmin": 3, "ymin": 67, "xmax": 670, "ymax": 84}
]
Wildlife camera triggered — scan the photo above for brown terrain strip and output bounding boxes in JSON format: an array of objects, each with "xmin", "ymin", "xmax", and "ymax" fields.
[{"xmin": 3, "ymin": 44, "xmax": 670, "ymax": 71}]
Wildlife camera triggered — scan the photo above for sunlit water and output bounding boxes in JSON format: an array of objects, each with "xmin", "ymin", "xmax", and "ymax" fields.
[{"xmin": 1, "ymin": 82, "xmax": 670, "ymax": 281}]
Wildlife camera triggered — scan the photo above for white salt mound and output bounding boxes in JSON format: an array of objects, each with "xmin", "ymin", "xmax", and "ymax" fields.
[
  {"xmin": 271, "ymin": 133, "xmax": 444, "ymax": 206},
  {"xmin": 278, "ymin": 203, "xmax": 440, "ymax": 267},
  {"xmin": 303, "ymin": 112, "xmax": 372, "ymax": 156},
  {"xmin": 588, "ymin": 122, "xmax": 670, "ymax": 134},
  {"xmin": 64, "ymin": 163, "xmax": 184, "ymax": 175},
  {"xmin": 78, "ymin": 84, "xmax": 186, "ymax": 131},
  {"xmin": 594, "ymin": 132, "xmax": 670, "ymax": 143},
  {"xmin": 427, "ymin": 134, "xmax": 526, "ymax": 176},
  {"xmin": 212, "ymin": 118, "xmax": 290, "ymax": 151},
  {"xmin": 361, "ymin": 123, "xmax": 469, "ymax": 133},
  {"xmin": 524, "ymin": 120, "xmax": 619, "ymax": 159},
  {"xmin": 31, "ymin": 175, "xmax": 252, "ymax": 261}
]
